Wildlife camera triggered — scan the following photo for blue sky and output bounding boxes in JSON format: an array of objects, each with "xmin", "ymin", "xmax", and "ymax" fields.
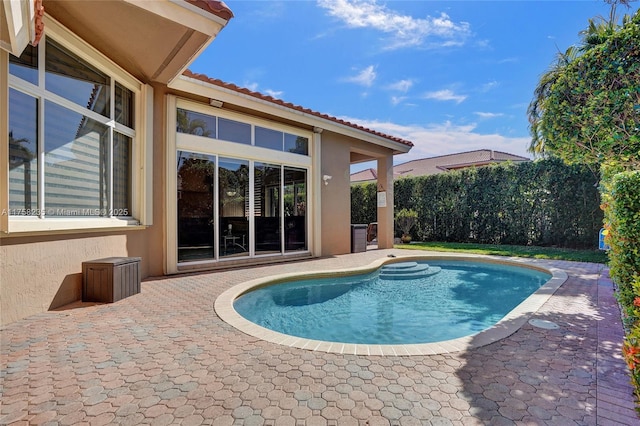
[{"xmin": 190, "ymin": 0, "xmax": 639, "ymax": 171}]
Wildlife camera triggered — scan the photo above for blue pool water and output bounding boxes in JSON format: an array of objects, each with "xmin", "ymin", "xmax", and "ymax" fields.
[{"xmin": 233, "ymin": 260, "xmax": 551, "ymax": 344}]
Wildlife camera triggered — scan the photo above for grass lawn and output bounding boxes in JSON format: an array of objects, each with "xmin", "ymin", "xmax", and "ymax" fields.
[{"xmin": 394, "ymin": 241, "xmax": 609, "ymax": 264}]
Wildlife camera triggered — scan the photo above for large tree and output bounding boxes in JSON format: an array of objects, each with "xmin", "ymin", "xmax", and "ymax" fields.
[{"xmin": 527, "ymin": 5, "xmax": 640, "ymax": 169}]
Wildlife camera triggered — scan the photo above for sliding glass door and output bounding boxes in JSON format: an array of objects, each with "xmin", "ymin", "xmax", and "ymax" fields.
[
  {"xmin": 254, "ymin": 163, "xmax": 282, "ymax": 255},
  {"xmin": 176, "ymin": 151, "xmax": 308, "ymax": 264},
  {"xmin": 219, "ymin": 158, "xmax": 249, "ymax": 258},
  {"xmin": 177, "ymin": 151, "xmax": 215, "ymax": 262},
  {"xmin": 284, "ymin": 167, "xmax": 307, "ymax": 252}
]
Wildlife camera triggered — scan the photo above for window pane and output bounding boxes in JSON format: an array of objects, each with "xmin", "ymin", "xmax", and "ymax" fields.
[
  {"xmin": 285, "ymin": 133, "xmax": 309, "ymax": 155},
  {"xmin": 254, "ymin": 163, "xmax": 281, "ymax": 254},
  {"xmin": 8, "ymin": 89, "xmax": 38, "ymax": 214},
  {"xmin": 113, "ymin": 133, "xmax": 131, "ymax": 216},
  {"xmin": 219, "ymin": 158, "xmax": 249, "ymax": 258},
  {"xmin": 44, "ymin": 101, "xmax": 109, "ymax": 216},
  {"xmin": 284, "ymin": 167, "xmax": 307, "ymax": 251},
  {"xmin": 115, "ymin": 83, "xmax": 134, "ymax": 129},
  {"xmin": 176, "ymin": 108, "xmax": 216, "ymax": 138},
  {"xmin": 255, "ymin": 126, "xmax": 283, "ymax": 151},
  {"xmin": 9, "ymin": 44, "xmax": 38, "ymax": 85},
  {"xmin": 45, "ymin": 39, "xmax": 110, "ymax": 118},
  {"xmin": 218, "ymin": 117, "xmax": 251, "ymax": 145},
  {"xmin": 177, "ymin": 151, "xmax": 215, "ymax": 262}
]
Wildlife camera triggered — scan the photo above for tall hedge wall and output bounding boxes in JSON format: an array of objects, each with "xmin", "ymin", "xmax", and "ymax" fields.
[
  {"xmin": 351, "ymin": 158, "xmax": 603, "ymax": 249},
  {"xmin": 601, "ymin": 169, "xmax": 640, "ymax": 407}
]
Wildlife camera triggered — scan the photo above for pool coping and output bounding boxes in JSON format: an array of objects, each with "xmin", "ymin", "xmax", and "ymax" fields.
[{"xmin": 214, "ymin": 253, "xmax": 568, "ymax": 356}]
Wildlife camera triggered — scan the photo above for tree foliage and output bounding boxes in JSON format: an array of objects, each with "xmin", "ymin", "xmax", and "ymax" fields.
[{"xmin": 528, "ymin": 7, "xmax": 640, "ymax": 168}]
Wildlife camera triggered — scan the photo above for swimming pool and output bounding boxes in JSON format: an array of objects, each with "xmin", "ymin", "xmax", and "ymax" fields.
[{"xmin": 215, "ymin": 255, "xmax": 566, "ymax": 355}]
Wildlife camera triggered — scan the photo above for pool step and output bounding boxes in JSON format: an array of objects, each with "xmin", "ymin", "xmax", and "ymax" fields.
[{"xmin": 379, "ymin": 262, "xmax": 441, "ymax": 280}]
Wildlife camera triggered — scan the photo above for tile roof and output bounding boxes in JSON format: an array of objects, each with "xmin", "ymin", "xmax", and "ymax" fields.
[
  {"xmin": 351, "ymin": 168, "xmax": 378, "ymax": 183},
  {"xmin": 185, "ymin": 0, "xmax": 234, "ymax": 21},
  {"xmin": 351, "ymin": 149, "xmax": 530, "ymax": 182},
  {"xmin": 182, "ymin": 70, "xmax": 414, "ymax": 148},
  {"xmin": 394, "ymin": 149, "xmax": 529, "ymax": 178}
]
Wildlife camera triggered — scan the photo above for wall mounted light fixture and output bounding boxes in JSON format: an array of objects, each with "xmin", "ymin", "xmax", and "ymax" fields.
[
  {"xmin": 209, "ymin": 99, "xmax": 223, "ymax": 108},
  {"xmin": 322, "ymin": 175, "xmax": 332, "ymax": 185}
]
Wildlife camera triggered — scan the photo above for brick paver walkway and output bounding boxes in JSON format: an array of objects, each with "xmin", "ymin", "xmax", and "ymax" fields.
[{"xmin": 1, "ymin": 249, "xmax": 636, "ymax": 425}]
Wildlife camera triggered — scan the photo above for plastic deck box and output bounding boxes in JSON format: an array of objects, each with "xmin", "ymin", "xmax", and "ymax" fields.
[{"xmin": 82, "ymin": 257, "xmax": 141, "ymax": 303}]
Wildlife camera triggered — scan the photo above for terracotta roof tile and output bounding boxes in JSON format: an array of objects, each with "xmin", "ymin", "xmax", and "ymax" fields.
[
  {"xmin": 351, "ymin": 168, "xmax": 378, "ymax": 183},
  {"xmin": 185, "ymin": 0, "xmax": 234, "ymax": 21},
  {"xmin": 393, "ymin": 149, "xmax": 529, "ymax": 178},
  {"xmin": 182, "ymin": 70, "xmax": 414, "ymax": 148},
  {"xmin": 351, "ymin": 149, "xmax": 530, "ymax": 181}
]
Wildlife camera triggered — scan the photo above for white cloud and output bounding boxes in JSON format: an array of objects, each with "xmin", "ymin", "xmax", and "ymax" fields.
[
  {"xmin": 340, "ymin": 117, "xmax": 532, "ymax": 163},
  {"xmin": 474, "ymin": 112, "xmax": 504, "ymax": 119},
  {"xmin": 242, "ymin": 81, "xmax": 283, "ymax": 99},
  {"xmin": 480, "ymin": 80, "xmax": 499, "ymax": 92},
  {"xmin": 390, "ymin": 95, "xmax": 407, "ymax": 106},
  {"xmin": 423, "ymin": 89, "xmax": 467, "ymax": 104},
  {"xmin": 242, "ymin": 81, "xmax": 258, "ymax": 92},
  {"xmin": 317, "ymin": 0, "xmax": 471, "ymax": 49},
  {"xmin": 344, "ymin": 65, "xmax": 377, "ymax": 87},
  {"xmin": 387, "ymin": 79, "xmax": 414, "ymax": 92},
  {"xmin": 264, "ymin": 89, "xmax": 284, "ymax": 99}
]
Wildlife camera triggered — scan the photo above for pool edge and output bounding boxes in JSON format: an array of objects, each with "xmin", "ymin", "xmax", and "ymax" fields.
[{"xmin": 214, "ymin": 253, "xmax": 568, "ymax": 356}]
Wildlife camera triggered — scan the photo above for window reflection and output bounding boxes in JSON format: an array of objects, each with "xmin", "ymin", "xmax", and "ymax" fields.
[
  {"xmin": 113, "ymin": 133, "xmax": 131, "ymax": 215},
  {"xmin": 44, "ymin": 101, "xmax": 109, "ymax": 216},
  {"xmin": 284, "ymin": 167, "xmax": 307, "ymax": 251},
  {"xmin": 8, "ymin": 89, "xmax": 38, "ymax": 213},
  {"xmin": 177, "ymin": 151, "xmax": 215, "ymax": 262},
  {"xmin": 9, "ymin": 44, "xmax": 38, "ymax": 85},
  {"xmin": 219, "ymin": 158, "xmax": 249, "ymax": 258},
  {"xmin": 255, "ymin": 126, "xmax": 283, "ymax": 150},
  {"xmin": 218, "ymin": 117, "xmax": 251, "ymax": 145},
  {"xmin": 176, "ymin": 108, "xmax": 216, "ymax": 137},
  {"xmin": 255, "ymin": 163, "xmax": 282, "ymax": 254},
  {"xmin": 285, "ymin": 134, "xmax": 308, "ymax": 155},
  {"xmin": 115, "ymin": 83, "xmax": 134, "ymax": 128},
  {"xmin": 45, "ymin": 39, "xmax": 110, "ymax": 118}
]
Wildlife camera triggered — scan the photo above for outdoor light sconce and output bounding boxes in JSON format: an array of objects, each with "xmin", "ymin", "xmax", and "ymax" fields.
[
  {"xmin": 323, "ymin": 175, "xmax": 332, "ymax": 185},
  {"xmin": 209, "ymin": 99, "xmax": 224, "ymax": 108}
]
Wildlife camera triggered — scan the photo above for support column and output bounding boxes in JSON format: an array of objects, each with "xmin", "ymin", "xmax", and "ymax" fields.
[{"xmin": 376, "ymin": 154, "xmax": 394, "ymax": 249}]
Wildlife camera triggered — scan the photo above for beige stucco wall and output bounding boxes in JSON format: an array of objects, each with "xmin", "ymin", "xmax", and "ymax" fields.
[{"xmin": 320, "ymin": 132, "xmax": 396, "ymax": 256}]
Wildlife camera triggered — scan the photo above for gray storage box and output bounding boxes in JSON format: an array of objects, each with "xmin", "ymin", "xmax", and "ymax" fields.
[
  {"xmin": 82, "ymin": 257, "xmax": 141, "ymax": 303},
  {"xmin": 351, "ymin": 224, "xmax": 368, "ymax": 253}
]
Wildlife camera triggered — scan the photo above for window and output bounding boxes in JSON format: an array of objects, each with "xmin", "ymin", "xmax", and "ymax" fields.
[
  {"xmin": 8, "ymin": 35, "xmax": 140, "ymax": 220},
  {"xmin": 177, "ymin": 107, "xmax": 309, "ymax": 156}
]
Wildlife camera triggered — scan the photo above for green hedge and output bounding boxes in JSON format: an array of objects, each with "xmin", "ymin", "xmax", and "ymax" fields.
[
  {"xmin": 351, "ymin": 158, "xmax": 603, "ymax": 249},
  {"xmin": 602, "ymin": 169, "xmax": 640, "ymax": 408}
]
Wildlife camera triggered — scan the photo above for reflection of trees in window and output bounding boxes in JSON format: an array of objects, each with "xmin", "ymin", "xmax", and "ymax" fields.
[
  {"xmin": 177, "ymin": 156, "xmax": 215, "ymax": 220},
  {"xmin": 284, "ymin": 168, "xmax": 306, "ymax": 217},
  {"xmin": 285, "ymin": 134, "xmax": 308, "ymax": 155},
  {"xmin": 8, "ymin": 131, "xmax": 35, "ymax": 168},
  {"xmin": 9, "ymin": 130, "xmax": 36, "ymax": 210},
  {"xmin": 176, "ymin": 108, "xmax": 215, "ymax": 137},
  {"xmin": 219, "ymin": 163, "xmax": 249, "ymax": 216}
]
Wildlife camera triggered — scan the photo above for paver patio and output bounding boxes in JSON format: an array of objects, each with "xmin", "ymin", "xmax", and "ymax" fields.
[{"xmin": 0, "ymin": 249, "xmax": 636, "ymax": 425}]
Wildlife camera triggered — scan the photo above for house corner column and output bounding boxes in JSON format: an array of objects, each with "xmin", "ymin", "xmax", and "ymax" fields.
[{"xmin": 376, "ymin": 155, "xmax": 394, "ymax": 249}]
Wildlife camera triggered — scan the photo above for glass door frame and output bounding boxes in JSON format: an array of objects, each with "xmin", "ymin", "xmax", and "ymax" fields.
[{"xmin": 166, "ymin": 96, "xmax": 313, "ymax": 274}]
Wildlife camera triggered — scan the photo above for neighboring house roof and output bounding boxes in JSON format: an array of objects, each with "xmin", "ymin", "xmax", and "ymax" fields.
[
  {"xmin": 351, "ymin": 149, "xmax": 530, "ymax": 183},
  {"xmin": 181, "ymin": 70, "xmax": 414, "ymax": 149},
  {"xmin": 351, "ymin": 168, "xmax": 378, "ymax": 183},
  {"xmin": 185, "ymin": 0, "xmax": 234, "ymax": 21}
]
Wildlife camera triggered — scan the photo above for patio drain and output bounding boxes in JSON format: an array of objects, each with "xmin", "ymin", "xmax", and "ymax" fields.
[{"xmin": 528, "ymin": 319, "xmax": 559, "ymax": 330}]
